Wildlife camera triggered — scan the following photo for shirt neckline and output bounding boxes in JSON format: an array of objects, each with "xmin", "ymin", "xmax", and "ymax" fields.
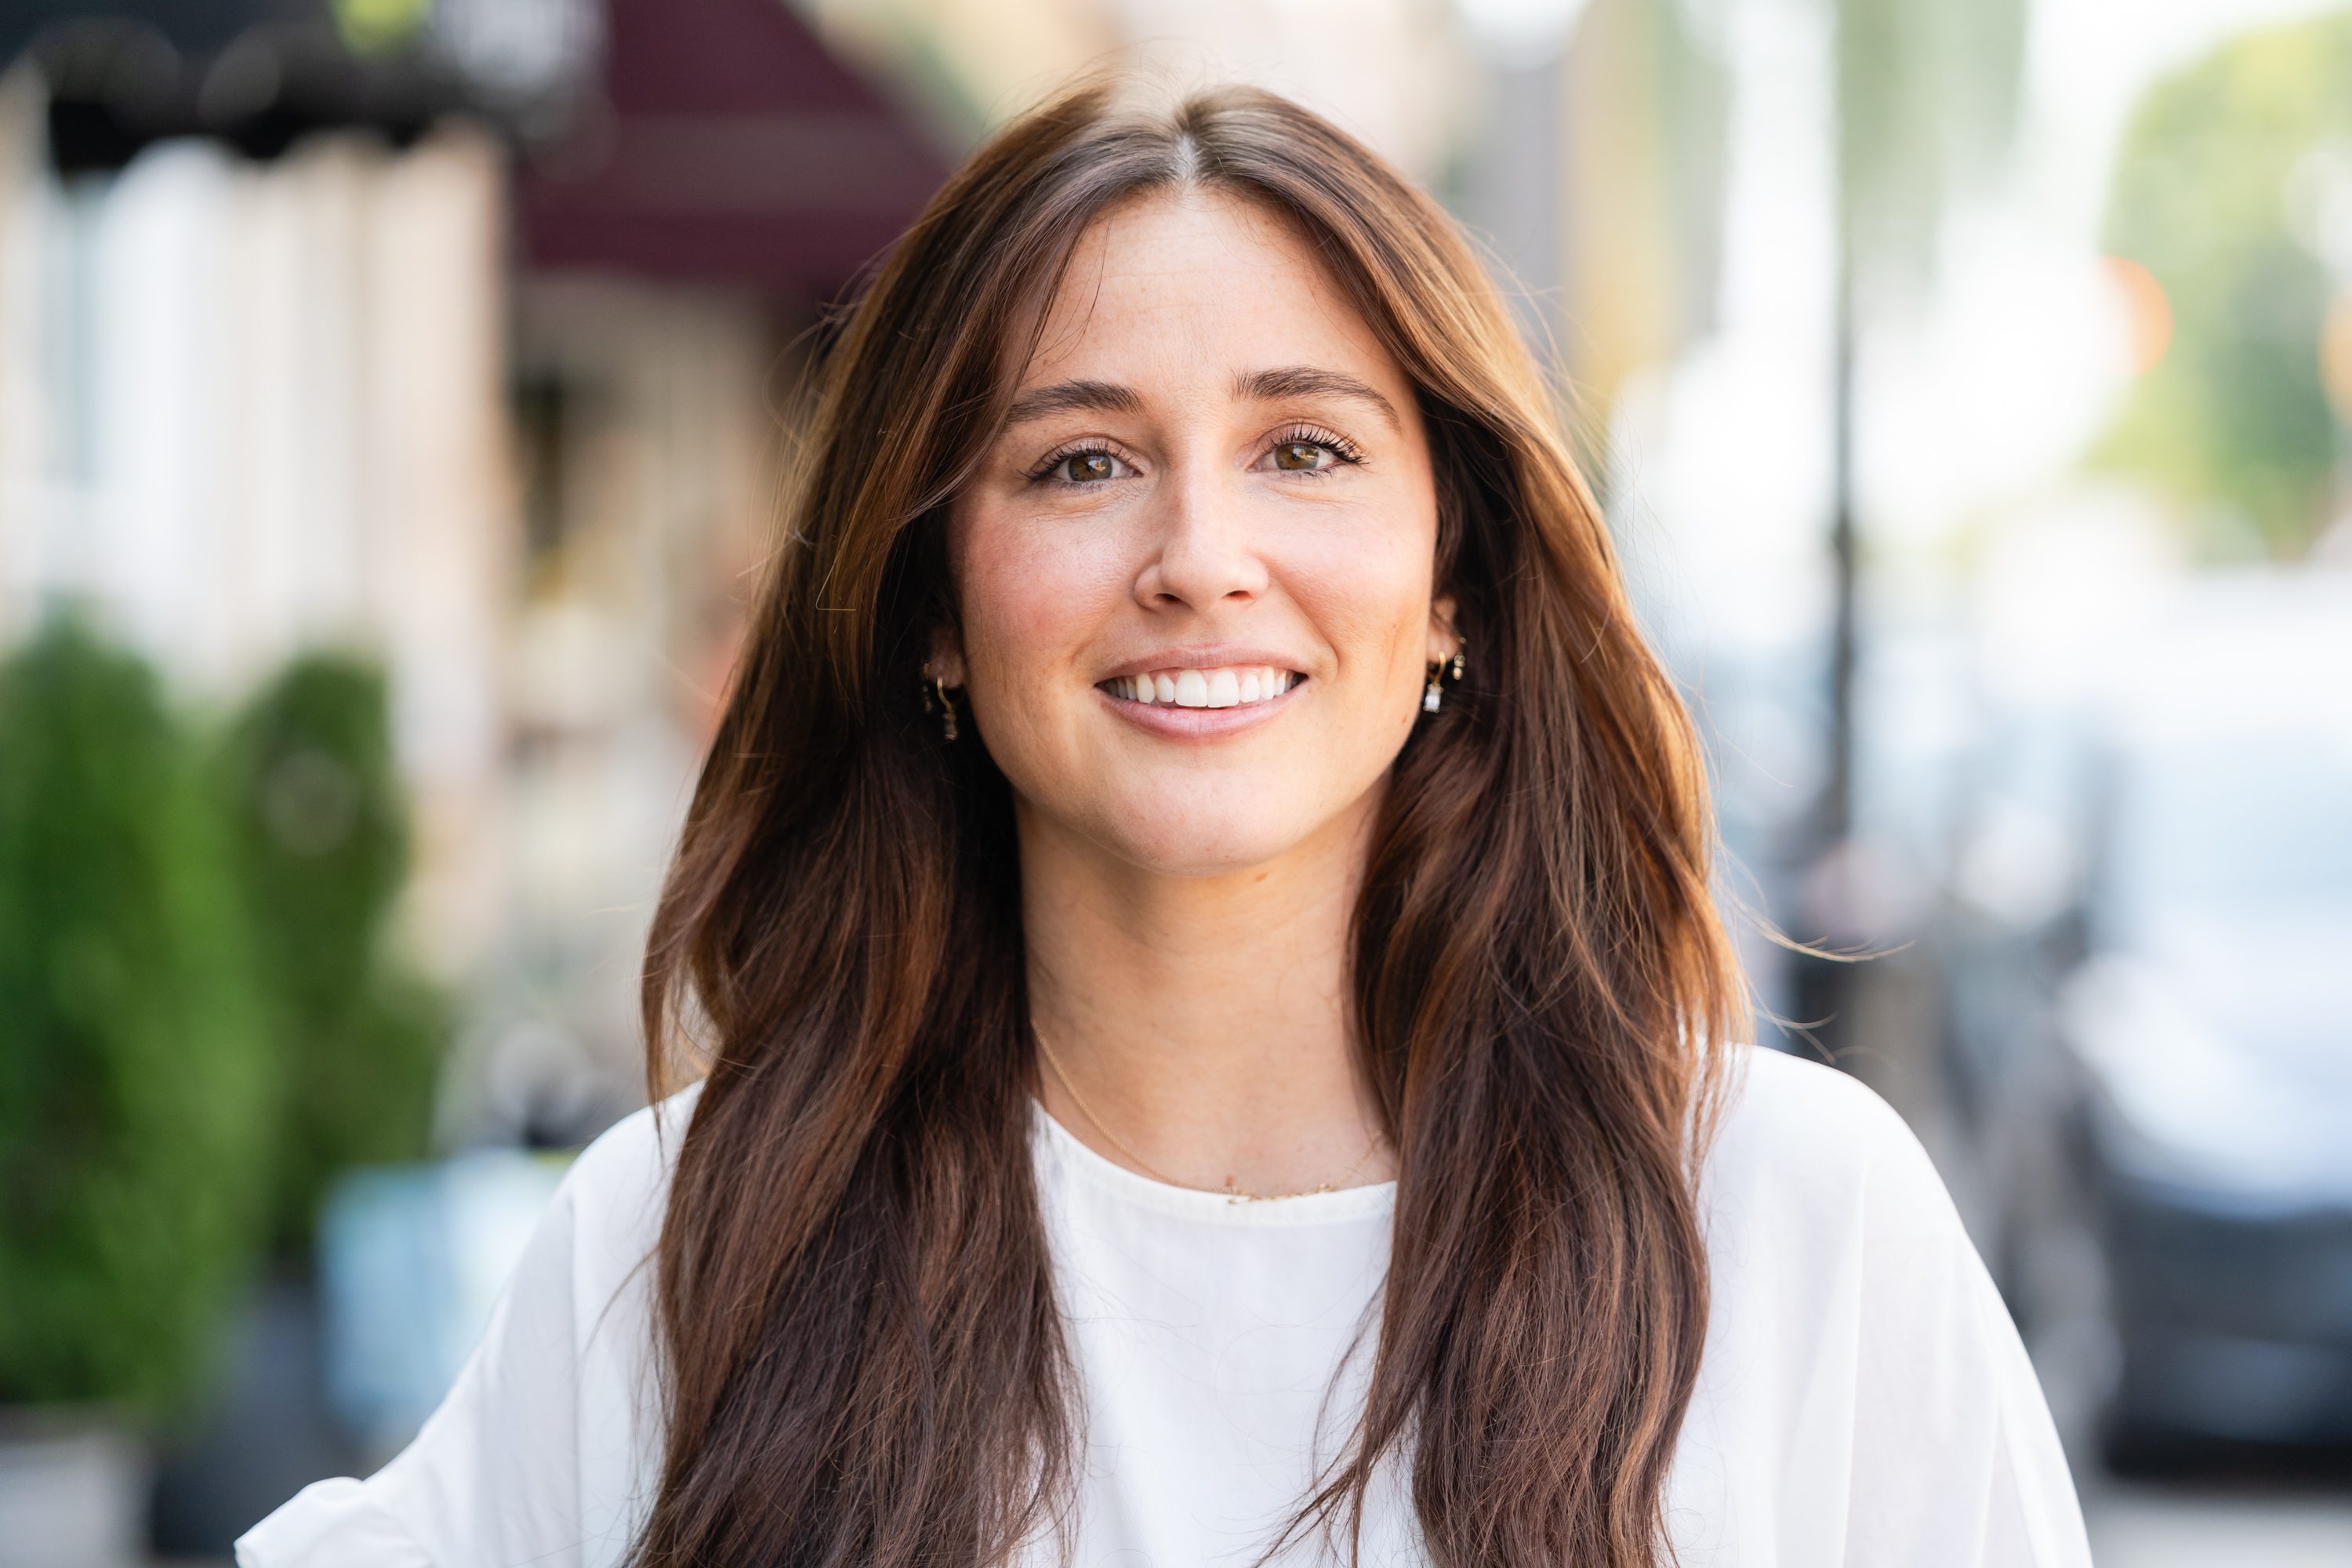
[{"xmin": 1028, "ymin": 1097, "xmax": 1398, "ymax": 1227}]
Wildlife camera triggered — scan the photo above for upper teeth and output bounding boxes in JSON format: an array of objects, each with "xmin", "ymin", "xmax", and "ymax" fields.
[{"xmin": 1112, "ymin": 666, "xmax": 1297, "ymax": 708}]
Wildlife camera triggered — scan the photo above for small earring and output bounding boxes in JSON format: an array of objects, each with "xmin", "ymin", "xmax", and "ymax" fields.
[
  {"xmin": 1423, "ymin": 648, "xmax": 1464, "ymax": 713},
  {"xmin": 923, "ymin": 671, "xmax": 960, "ymax": 741}
]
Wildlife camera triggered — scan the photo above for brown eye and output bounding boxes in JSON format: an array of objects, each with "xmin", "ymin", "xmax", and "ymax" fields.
[
  {"xmin": 1060, "ymin": 452, "xmax": 1116, "ymax": 482},
  {"xmin": 1272, "ymin": 441, "xmax": 1327, "ymax": 471}
]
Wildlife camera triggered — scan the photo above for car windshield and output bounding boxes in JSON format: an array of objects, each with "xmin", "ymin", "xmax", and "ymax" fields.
[{"xmin": 2103, "ymin": 736, "xmax": 2352, "ymax": 921}]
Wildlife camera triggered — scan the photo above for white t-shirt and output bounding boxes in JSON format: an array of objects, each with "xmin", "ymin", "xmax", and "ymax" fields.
[{"xmin": 234, "ymin": 1044, "xmax": 2095, "ymax": 1567}]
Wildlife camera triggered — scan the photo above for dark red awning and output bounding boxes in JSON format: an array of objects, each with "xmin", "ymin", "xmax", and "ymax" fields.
[{"xmin": 517, "ymin": 0, "xmax": 949, "ymax": 297}]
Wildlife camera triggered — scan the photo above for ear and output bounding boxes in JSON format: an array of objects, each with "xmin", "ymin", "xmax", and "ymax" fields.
[
  {"xmin": 1426, "ymin": 593, "xmax": 1461, "ymax": 665},
  {"xmin": 924, "ymin": 622, "xmax": 967, "ymax": 689}
]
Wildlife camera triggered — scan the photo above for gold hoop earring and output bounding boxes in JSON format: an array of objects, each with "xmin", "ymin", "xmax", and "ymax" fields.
[
  {"xmin": 923, "ymin": 672, "xmax": 960, "ymax": 741},
  {"xmin": 1423, "ymin": 648, "xmax": 1465, "ymax": 713}
]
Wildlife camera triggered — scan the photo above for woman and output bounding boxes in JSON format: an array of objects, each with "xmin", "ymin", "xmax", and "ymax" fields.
[{"xmin": 239, "ymin": 79, "xmax": 2092, "ymax": 1567}]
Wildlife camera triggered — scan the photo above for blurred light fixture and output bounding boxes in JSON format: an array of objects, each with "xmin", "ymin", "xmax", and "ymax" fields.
[
  {"xmin": 2322, "ymin": 295, "xmax": 2352, "ymax": 426},
  {"xmin": 333, "ymin": 0, "xmax": 433, "ymax": 55},
  {"xmin": 2285, "ymin": 136, "xmax": 2352, "ymax": 278},
  {"xmin": 428, "ymin": 0, "xmax": 602, "ymax": 110},
  {"xmin": 2101, "ymin": 256, "xmax": 2172, "ymax": 377},
  {"xmin": 1455, "ymin": 0, "xmax": 1592, "ymax": 60},
  {"xmin": 1954, "ymin": 796, "xmax": 2078, "ymax": 930}
]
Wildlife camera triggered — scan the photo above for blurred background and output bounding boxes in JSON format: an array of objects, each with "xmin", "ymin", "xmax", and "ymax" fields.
[{"xmin": 0, "ymin": 0, "xmax": 2345, "ymax": 1562}]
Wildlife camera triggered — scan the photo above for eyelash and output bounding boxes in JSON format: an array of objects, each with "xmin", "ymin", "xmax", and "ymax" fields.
[
  {"xmin": 1025, "ymin": 439, "xmax": 1138, "ymax": 486},
  {"xmin": 1269, "ymin": 423, "xmax": 1367, "ymax": 469},
  {"xmin": 1023, "ymin": 425, "xmax": 1368, "ymax": 486}
]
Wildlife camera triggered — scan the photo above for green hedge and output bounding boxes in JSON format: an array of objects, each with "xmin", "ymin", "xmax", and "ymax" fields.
[
  {"xmin": 0, "ymin": 613, "xmax": 273, "ymax": 1413},
  {"xmin": 215, "ymin": 652, "xmax": 446, "ymax": 1258},
  {"xmin": 0, "ymin": 616, "xmax": 451, "ymax": 1417}
]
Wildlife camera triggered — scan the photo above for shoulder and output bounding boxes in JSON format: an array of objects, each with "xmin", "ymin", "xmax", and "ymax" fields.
[
  {"xmin": 1696, "ymin": 1043, "xmax": 1962, "ymax": 1257},
  {"xmin": 552, "ymin": 1078, "xmax": 705, "ymax": 1270},
  {"xmin": 565, "ymin": 1077, "xmax": 706, "ymax": 1202},
  {"xmin": 1703, "ymin": 1041, "xmax": 1931, "ymax": 1186},
  {"xmin": 1674, "ymin": 1063, "xmax": 2096, "ymax": 1563},
  {"xmin": 233, "ymin": 1082, "xmax": 708, "ymax": 1568}
]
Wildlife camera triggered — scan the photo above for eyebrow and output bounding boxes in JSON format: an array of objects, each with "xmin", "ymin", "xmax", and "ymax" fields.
[
  {"xmin": 998, "ymin": 365, "xmax": 1403, "ymax": 433},
  {"xmin": 1002, "ymin": 379, "xmax": 1144, "ymax": 426},
  {"xmin": 1233, "ymin": 365, "xmax": 1402, "ymax": 431}
]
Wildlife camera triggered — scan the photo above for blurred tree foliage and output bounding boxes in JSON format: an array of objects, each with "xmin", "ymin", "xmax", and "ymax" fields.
[
  {"xmin": 2091, "ymin": 9, "xmax": 2352, "ymax": 561},
  {"xmin": 1832, "ymin": 0, "xmax": 2026, "ymax": 286},
  {"xmin": 214, "ymin": 652, "xmax": 448, "ymax": 1258},
  {"xmin": 0, "ymin": 618, "xmax": 449, "ymax": 1419},
  {"xmin": 0, "ymin": 613, "xmax": 272, "ymax": 1414}
]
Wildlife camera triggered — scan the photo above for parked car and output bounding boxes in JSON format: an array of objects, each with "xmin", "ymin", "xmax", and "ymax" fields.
[
  {"xmin": 1933, "ymin": 576, "xmax": 2352, "ymax": 1465},
  {"xmin": 2056, "ymin": 728, "xmax": 2352, "ymax": 1456}
]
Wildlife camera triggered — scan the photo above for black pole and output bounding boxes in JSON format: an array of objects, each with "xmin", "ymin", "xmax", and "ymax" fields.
[
  {"xmin": 1788, "ymin": 233, "xmax": 1860, "ymax": 1061},
  {"xmin": 1825, "ymin": 247, "xmax": 1858, "ymax": 851}
]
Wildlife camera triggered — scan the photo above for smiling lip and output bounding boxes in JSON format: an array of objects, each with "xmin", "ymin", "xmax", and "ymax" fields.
[
  {"xmin": 1097, "ymin": 646, "xmax": 1307, "ymax": 682},
  {"xmin": 1094, "ymin": 646, "xmax": 1308, "ymax": 736}
]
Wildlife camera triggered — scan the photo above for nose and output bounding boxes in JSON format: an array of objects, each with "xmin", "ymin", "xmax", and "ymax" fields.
[{"xmin": 1131, "ymin": 466, "xmax": 1269, "ymax": 612}]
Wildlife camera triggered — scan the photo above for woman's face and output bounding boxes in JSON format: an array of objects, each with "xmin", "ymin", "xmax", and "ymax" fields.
[{"xmin": 943, "ymin": 187, "xmax": 1454, "ymax": 877}]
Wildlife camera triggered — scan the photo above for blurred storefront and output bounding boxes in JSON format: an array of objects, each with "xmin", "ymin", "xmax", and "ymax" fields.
[
  {"xmin": 0, "ymin": 0, "xmax": 949, "ymax": 1151},
  {"xmin": 469, "ymin": 0, "xmax": 949, "ymax": 1143},
  {"xmin": 0, "ymin": 11, "xmax": 945, "ymax": 1544}
]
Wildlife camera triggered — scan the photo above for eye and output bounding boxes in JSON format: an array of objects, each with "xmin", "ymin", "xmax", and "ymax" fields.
[
  {"xmin": 1258, "ymin": 425, "xmax": 1366, "ymax": 475},
  {"xmin": 1031, "ymin": 445, "xmax": 1134, "ymax": 485}
]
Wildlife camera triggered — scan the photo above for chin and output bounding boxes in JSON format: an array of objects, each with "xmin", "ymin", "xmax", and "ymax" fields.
[
  {"xmin": 1083, "ymin": 769, "xmax": 1383, "ymax": 878},
  {"xmin": 1007, "ymin": 746, "xmax": 1386, "ymax": 878},
  {"xmin": 1086, "ymin": 804, "xmax": 1329, "ymax": 880},
  {"xmin": 1116, "ymin": 826, "xmax": 1311, "ymax": 877}
]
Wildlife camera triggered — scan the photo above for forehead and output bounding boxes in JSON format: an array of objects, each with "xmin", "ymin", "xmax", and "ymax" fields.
[{"xmin": 1009, "ymin": 187, "xmax": 1410, "ymax": 399}]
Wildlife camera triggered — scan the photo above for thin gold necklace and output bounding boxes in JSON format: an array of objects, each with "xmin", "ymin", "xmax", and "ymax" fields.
[{"xmin": 1033, "ymin": 1027, "xmax": 1388, "ymax": 1203}]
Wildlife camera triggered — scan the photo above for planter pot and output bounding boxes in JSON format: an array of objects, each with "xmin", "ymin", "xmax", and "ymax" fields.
[
  {"xmin": 0, "ymin": 1407, "xmax": 147, "ymax": 1568},
  {"xmin": 148, "ymin": 1272, "xmax": 363, "ymax": 1557}
]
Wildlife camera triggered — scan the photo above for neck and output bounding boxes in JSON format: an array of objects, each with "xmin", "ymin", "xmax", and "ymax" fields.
[{"xmin": 1018, "ymin": 789, "xmax": 1394, "ymax": 1198}]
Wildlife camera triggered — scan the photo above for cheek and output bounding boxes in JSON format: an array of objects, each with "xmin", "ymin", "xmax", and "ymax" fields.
[
  {"xmin": 1279, "ymin": 517, "xmax": 1436, "ymax": 688},
  {"xmin": 949, "ymin": 509, "xmax": 1124, "ymax": 706}
]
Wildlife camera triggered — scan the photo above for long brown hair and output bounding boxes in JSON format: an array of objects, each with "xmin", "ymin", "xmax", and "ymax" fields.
[{"xmin": 635, "ymin": 77, "xmax": 1747, "ymax": 1567}]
